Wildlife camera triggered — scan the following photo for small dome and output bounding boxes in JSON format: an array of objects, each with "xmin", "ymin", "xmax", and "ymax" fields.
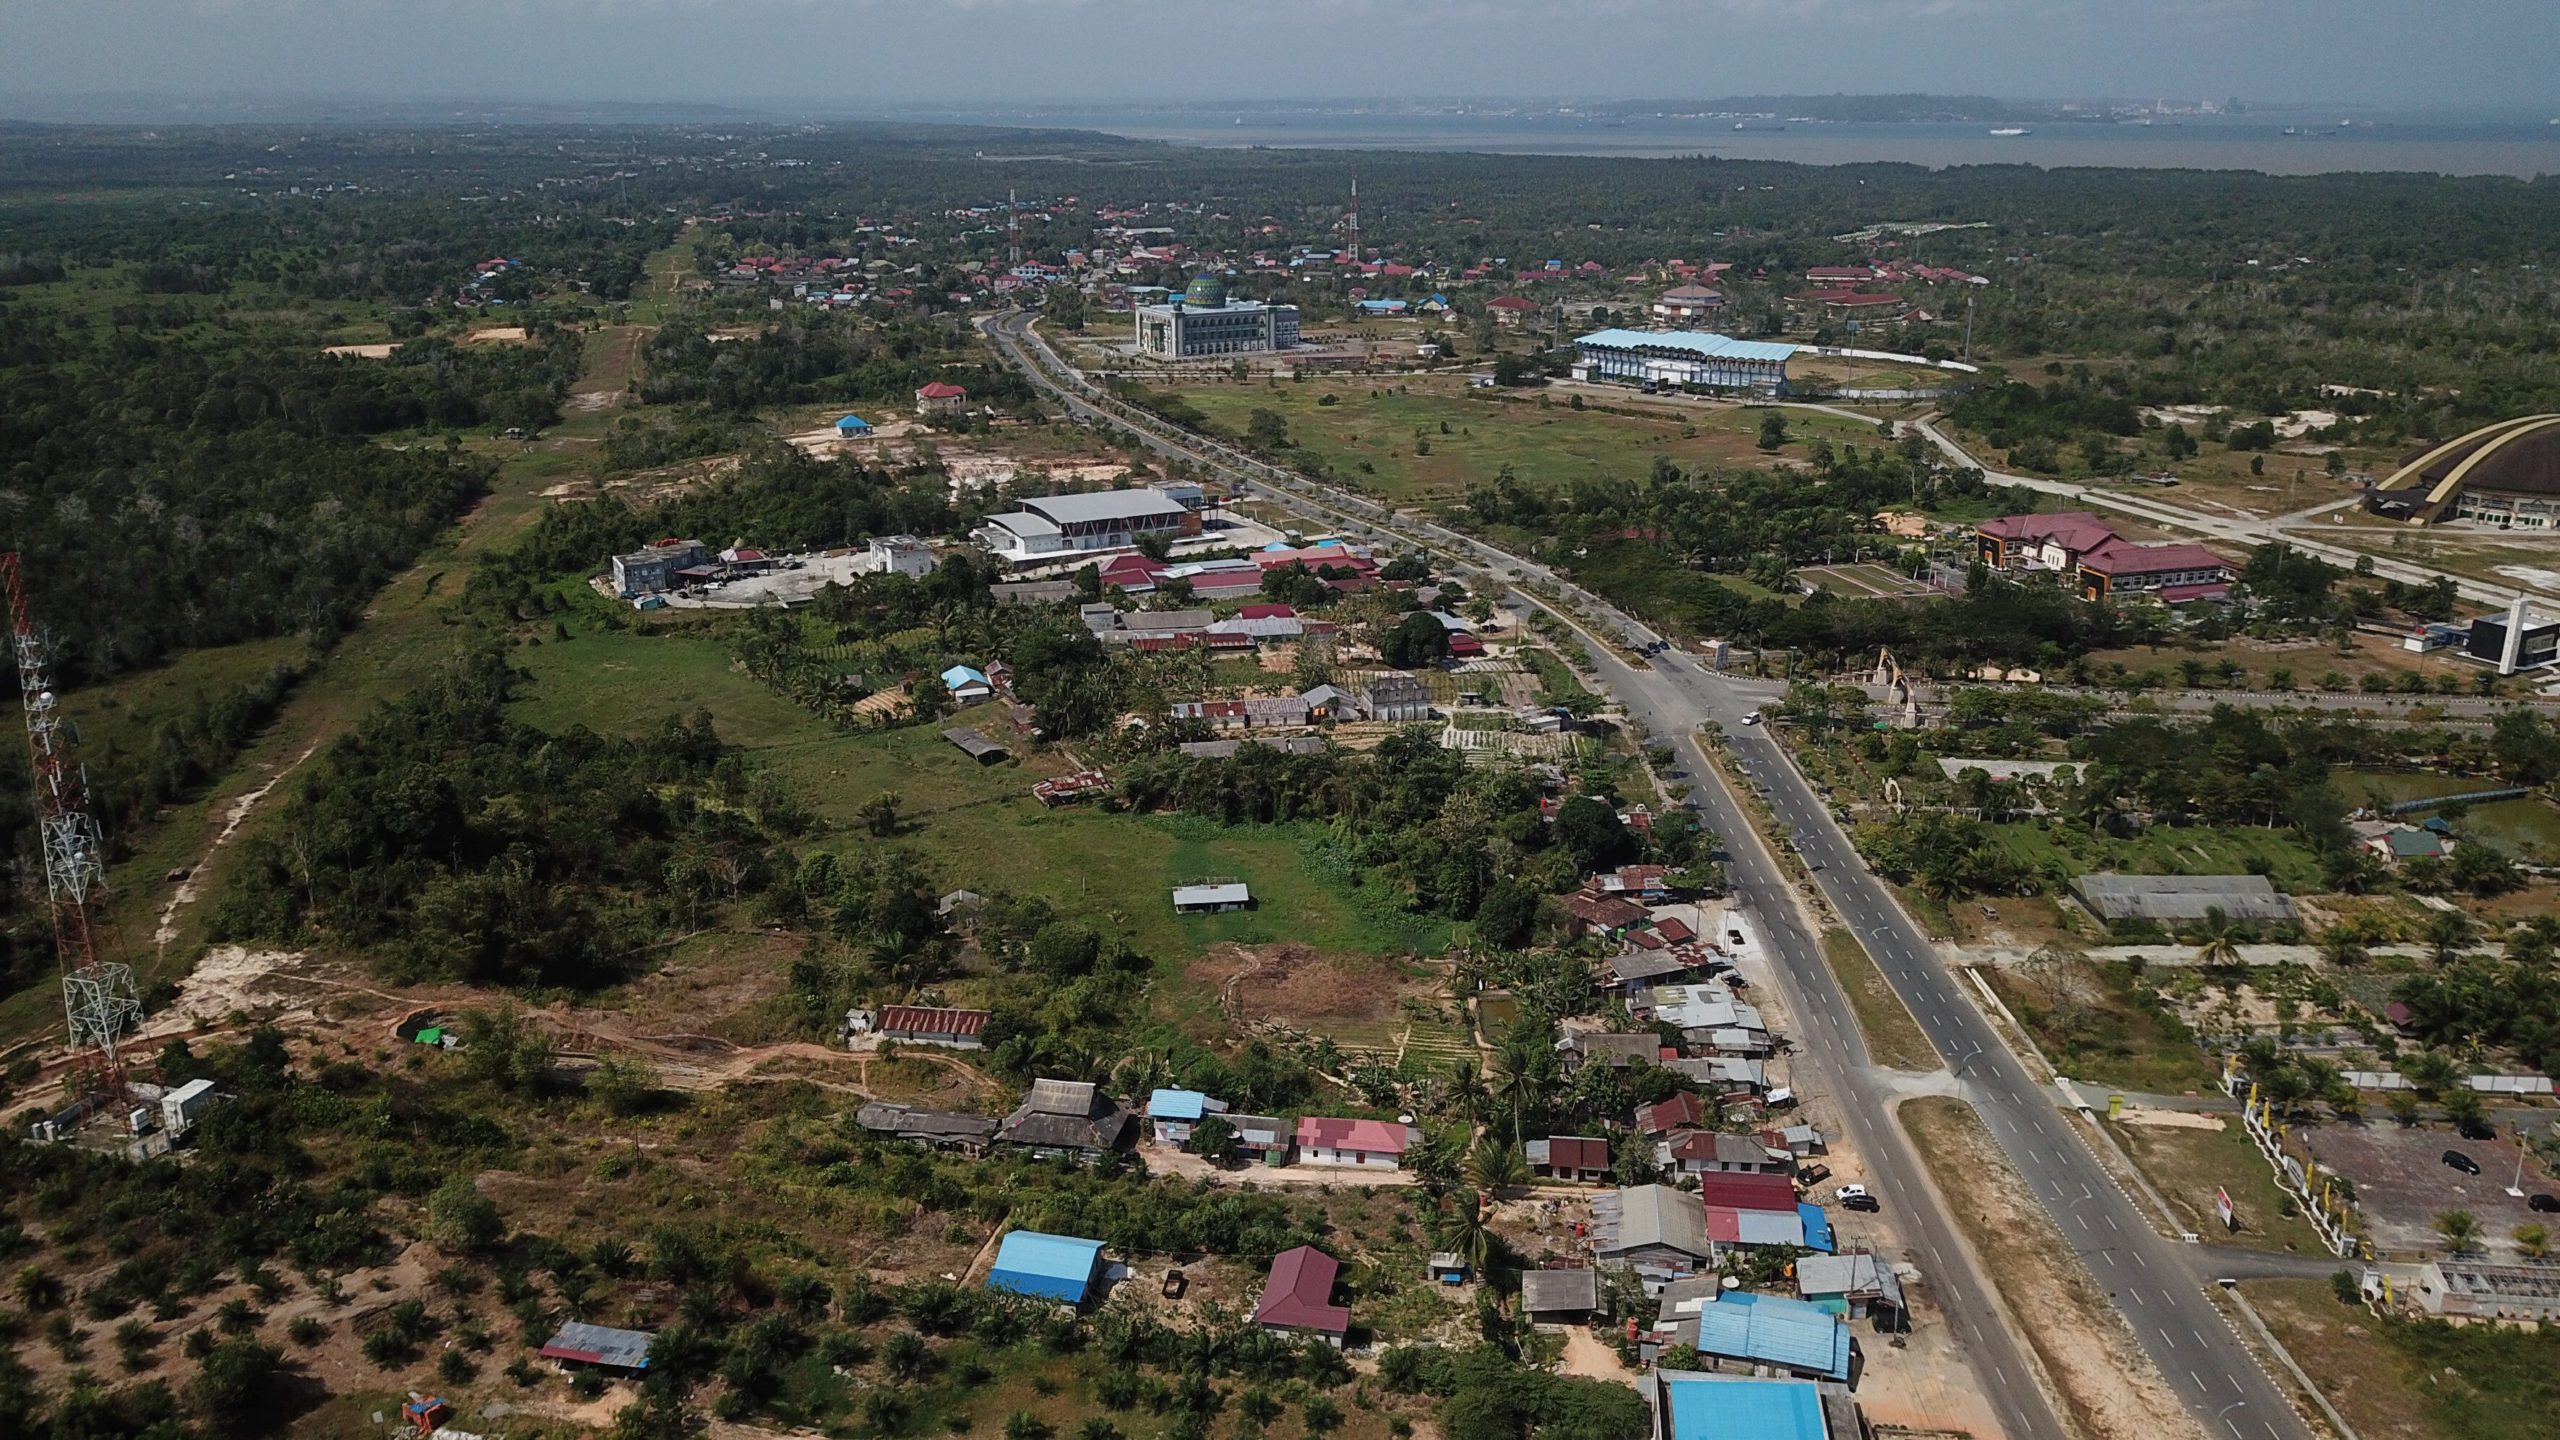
[{"xmin": 1183, "ymin": 274, "xmax": 1228, "ymax": 308}]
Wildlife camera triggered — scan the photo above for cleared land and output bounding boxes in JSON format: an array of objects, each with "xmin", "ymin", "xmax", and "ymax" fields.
[
  {"xmin": 2103, "ymin": 1112, "xmax": 2333, "ymax": 1255},
  {"xmin": 2243, "ymin": 1277, "xmax": 2560, "ymax": 1440},
  {"xmin": 1168, "ymin": 379, "xmax": 1879, "ymax": 503}
]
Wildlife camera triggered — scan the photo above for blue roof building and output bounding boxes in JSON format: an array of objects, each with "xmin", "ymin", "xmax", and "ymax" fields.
[
  {"xmin": 1147, "ymin": 1089, "xmax": 1209, "ymax": 1121},
  {"xmin": 987, "ymin": 1231, "xmax": 1108, "ymax": 1304},
  {"xmin": 835, "ymin": 414, "xmax": 873, "ymax": 435},
  {"xmin": 942, "ymin": 665, "xmax": 992, "ymax": 694},
  {"xmin": 1687, "ymin": 1292, "xmax": 1852, "ymax": 1382},
  {"xmin": 1796, "ymin": 1203, "xmax": 1834, "ymax": 1253},
  {"xmin": 1657, "ymin": 1372, "xmax": 1831, "ymax": 1440}
]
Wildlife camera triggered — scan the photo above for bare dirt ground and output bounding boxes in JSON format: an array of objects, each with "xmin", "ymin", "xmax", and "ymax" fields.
[
  {"xmin": 1557, "ymin": 1325, "xmax": 1636, "ymax": 1383},
  {"xmin": 1138, "ymin": 1141, "xmax": 1414, "ymax": 1189},
  {"xmin": 320, "ymin": 342, "xmax": 400, "ymax": 358},
  {"xmin": 1901, "ymin": 1096, "xmax": 2208, "ymax": 1440},
  {"xmin": 155, "ymin": 741, "xmax": 323, "ymax": 955},
  {"xmin": 463, "ymin": 326, "xmax": 530, "ymax": 344}
]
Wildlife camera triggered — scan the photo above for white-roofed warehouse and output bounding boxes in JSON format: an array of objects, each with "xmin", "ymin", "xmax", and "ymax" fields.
[{"xmin": 1570, "ymin": 329, "xmax": 1797, "ymax": 394}]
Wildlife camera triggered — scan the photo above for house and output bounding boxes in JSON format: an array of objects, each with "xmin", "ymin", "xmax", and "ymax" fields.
[
  {"xmin": 1520, "ymin": 1268, "xmax": 1603, "ymax": 1326},
  {"xmin": 1301, "ymin": 684, "xmax": 1362, "ymax": 720},
  {"xmin": 1225, "ymin": 1113, "xmax": 1295, "ymax": 1165},
  {"xmin": 997, "ymin": 1079, "xmax": 1134, "ymax": 1162},
  {"xmin": 943, "ymin": 726, "xmax": 1007, "ymax": 763},
  {"xmin": 1645, "ymin": 1369, "xmax": 1868, "ymax": 1440},
  {"xmin": 1652, "ymin": 285, "xmax": 1726, "ymax": 325},
  {"xmin": 1362, "ymin": 672, "xmax": 1434, "ymax": 722},
  {"xmin": 1608, "ymin": 949, "xmax": 1699, "ymax": 997},
  {"xmin": 1762, "ymin": 1124, "xmax": 1825, "ymax": 1158},
  {"xmin": 1172, "ymin": 882, "xmax": 1253, "ymax": 914},
  {"xmin": 1593, "ymin": 1184, "xmax": 1715, "ymax": 1270},
  {"xmin": 1487, "ymin": 295, "xmax": 1541, "ymax": 327},
  {"xmin": 611, "ymin": 538, "xmax": 710, "ymax": 597},
  {"xmin": 1562, "ymin": 891, "xmax": 1650, "ymax": 939},
  {"xmin": 1146, "ymin": 1088, "xmax": 1230, "ymax": 1147},
  {"xmin": 848, "ymin": 1005, "xmax": 992, "ymax": 1050},
  {"xmin": 540, "ymin": 1321, "xmax": 655, "ymax": 1373},
  {"xmin": 1693, "ymin": 1171, "xmax": 1803, "ymax": 1215},
  {"xmin": 1663, "ymin": 1130, "xmax": 1791, "ymax": 1177},
  {"xmin": 1796, "ymin": 1253, "xmax": 1908, "ymax": 1330},
  {"xmin": 987, "ymin": 1231, "xmax": 1108, "ymax": 1305},
  {"xmin": 1526, "ymin": 1135, "xmax": 1613, "ymax": 1184},
  {"xmin": 2072, "ymin": 537, "xmax": 2233, "ymax": 603},
  {"xmin": 835, "ymin": 414, "xmax": 874, "ymax": 438},
  {"xmin": 1637, "ymin": 1091, "xmax": 1709, "ymax": 1135},
  {"xmin": 1253, "ymin": 1245, "xmax": 1351, "ymax": 1346},
  {"xmin": 942, "ymin": 665, "xmax": 995, "ymax": 702},
  {"xmin": 855, "ymin": 1101, "xmax": 1000, "ymax": 1155},
  {"xmin": 1661, "ymin": 1291, "xmax": 1855, "ymax": 1384},
  {"xmin": 1601, "ymin": 865, "xmax": 1672, "ymax": 899},
  {"xmin": 1974, "ymin": 511, "xmax": 2121, "ymax": 573},
  {"xmin": 2366, "ymin": 824, "xmax": 2448, "ymax": 867},
  {"xmin": 1428, "ymin": 1253, "xmax": 1471, "ymax": 1285},
  {"xmin": 1565, "ymin": 1032, "xmax": 1667, "ymax": 1072},
  {"xmin": 869, "ymin": 534, "xmax": 937, "ymax": 576},
  {"xmin": 1295, "ymin": 1116, "xmax": 1418, "ymax": 1169},
  {"xmin": 916, "ymin": 381, "xmax": 969, "ymax": 416}
]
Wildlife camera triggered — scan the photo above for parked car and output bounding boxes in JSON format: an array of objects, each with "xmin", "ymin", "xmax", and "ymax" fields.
[
  {"xmin": 2455, "ymin": 1117, "xmax": 2494, "ymax": 1141},
  {"xmin": 1742, "ymin": 712, "xmax": 1763, "ymax": 726},
  {"xmin": 2441, "ymin": 1149, "xmax": 2483, "ymax": 1175},
  {"xmin": 1796, "ymin": 1163, "xmax": 1833, "ymax": 1188},
  {"xmin": 1840, "ymin": 1193, "xmax": 1881, "ymax": 1213},
  {"xmin": 1833, "ymin": 1184, "xmax": 1870, "ymax": 1201},
  {"xmin": 2529, "ymin": 1193, "xmax": 2559, "ymax": 1214}
]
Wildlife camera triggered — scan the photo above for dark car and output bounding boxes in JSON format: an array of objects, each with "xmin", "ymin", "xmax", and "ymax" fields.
[
  {"xmin": 2441, "ymin": 1149, "xmax": 2483, "ymax": 1175},
  {"xmin": 2455, "ymin": 1117, "xmax": 2495, "ymax": 1141},
  {"xmin": 1839, "ymin": 1193, "xmax": 1881, "ymax": 1213},
  {"xmin": 2530, "ymin": 1194, "xmax": 2559, "ymax": 1214}
]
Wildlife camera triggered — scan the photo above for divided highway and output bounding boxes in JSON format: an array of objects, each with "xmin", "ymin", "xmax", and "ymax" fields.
[{"xmin": 983, "ymin": 313, "xmax": 2322, "ymax": 1440}]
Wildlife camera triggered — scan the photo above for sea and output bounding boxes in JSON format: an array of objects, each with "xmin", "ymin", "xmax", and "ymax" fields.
[{"xmin": 903, "ymin": 105, "xmax": 2560, "ymax": 178}]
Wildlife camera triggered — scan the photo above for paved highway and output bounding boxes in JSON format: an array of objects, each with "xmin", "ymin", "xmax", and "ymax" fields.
[{"xmin": 983, "ymin": 312, "xmax": 2321, "ymax": 1440}]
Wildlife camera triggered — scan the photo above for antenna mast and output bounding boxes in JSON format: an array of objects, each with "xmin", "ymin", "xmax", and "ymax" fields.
[
  {"xmin": 2, "ymin": 552, "xmax": 141, "ymax": 1107},
  {"xmin": 1347, "ymin": 166, "xmax": 1360, "ymax": 262},
  {"xmin": 1007, "ymin": 186, "xmax": 1022, "ymax": 268}
]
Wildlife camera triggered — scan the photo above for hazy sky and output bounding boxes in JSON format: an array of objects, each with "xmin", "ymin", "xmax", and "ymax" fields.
[{"xmin": 6, "ymin": 1, "xmax": 2558, "ymax": 112}]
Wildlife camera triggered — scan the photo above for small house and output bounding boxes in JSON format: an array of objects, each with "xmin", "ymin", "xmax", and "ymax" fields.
[
  {"xmin": 943, "ymin": 726, "xmax": 1007, "ymax": 763},
  {"xmin": 869, "ymin": 535, "xmax": 937, "ymax": 576},
  {"xmin": 854, "ymin": 1101, "xmax": 1000, "ymax": 1156},
  {"xmin": 997, "ymin": 1079, "xmax": 1133, "ymax": 1162},
  {"xmin": 916, "ymin": 381, "xmax": 969, "ymax": 416},
  {"xmin": 1363, "ymin": 672, "xmax": 1434, "ymax": 722},
  {"xmin": 1254, "ymin": 1245, "xmax": 1351, "ymax": 1346},
  {"xmin": 1637, "ymin": 1091, "xmax": 1709, "ymax": 1135},
  {"xmin": 942, "ymin": 665, "xmax": 995, "ymax": 702},
  {"xmin": 987, "ymin": 1231, "xmax": 1108, "ymax": 1305},
  {"xmin": 1172, "ymin": 882, "xmax": 1253, "ymax": 914},
  {"xmin": 1520, "ymin": 1268, "xmax": 1601, "ymax": 1326},
  {"xmin": 1664, "ymin": 1130, "xmax": 1791, "ymax": 1178},
  {"xmin": 1295, "ymin": 1116, "xmax": 1418, "ymax": 1169},
  {"xmin": 1795, "ymin": 1252, "xmax": 1907, "ymax": 1330},
  {"xmin": 1527, "ymin": 1135, "xmax": 1612, "ymax": 1184},
  {"xmin": 834, "ymin": 414, "xmax": 874, "ymax": 438},
  {"xmin": 1594, "ymin": 1184, "xmax": 1715, "ymax": 1270},
  {"xmin": 1226, "ymin": 1113, "xmax": 1294, "ymax": 1165},
  {"xmin": 1427, "ymin": 1252, "xmax": 1470, "ymax": 1285},
  {"xmin": 1146, "ymin": 1088, "xmax": 1230, "ymax": 1147}
]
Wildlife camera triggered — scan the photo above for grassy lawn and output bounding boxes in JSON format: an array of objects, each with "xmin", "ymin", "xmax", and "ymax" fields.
[
  {"xmin": 60, "ymin": 633, "xmax": 314, "ymax": 772},
  {"xmin": 1820, "ymin": 928, "xmax": 1939, "ymax": 1071},
  {"xmin": 2245, "ymin": 1277, "xmax": 2560, "ymax": 1440},
  {"xmin": 1984, "ymin": 819, "xmax": 2326, "ymax": 894},
  {"xmin": 2336, "ymin": 768, "xmax": 2560, "ymax": 863},
  {"xmin": 2104, "ymin": 1113, "xmax": 2334, "ymax": 1254},
  {"xmin": 1167, "ymin": 380, "xmax": 1875, "ymax": 503}
]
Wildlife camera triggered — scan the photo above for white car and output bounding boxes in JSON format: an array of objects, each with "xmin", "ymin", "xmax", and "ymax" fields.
[
  {"xmin": 1741, "ymin": 712, "xmax": 1762, "ymax": 725},
  {"xmin": 1834, "ymin": 1184, "xmax": 1870, "ymax": 1201}
]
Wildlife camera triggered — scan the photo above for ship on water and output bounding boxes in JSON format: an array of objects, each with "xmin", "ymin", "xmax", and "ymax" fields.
[{"xmin": 1987, "ymin": 127, "xmax": 2030, "ymax": 137}]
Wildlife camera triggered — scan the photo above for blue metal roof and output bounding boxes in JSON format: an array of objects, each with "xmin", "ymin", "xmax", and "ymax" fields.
[
  {"xmin": 836, "ymin": 414, "xmax": 872, "ymax": 429},
  {"xmin": 942, "ymin": 665, "xmax": 990, "ymax": 688},
  {"xmin": 1663, "ymin": 1375, "xmax": 1828, "ymax": 1440},
  {"xmin": 1573, "ymin": 328, "xmax": 1799, "ymax": 363},
  {"xmin": 1688, "ymin": 1292, "xmax": 1850, "ymax": 1381},
  {"xmin": 988, "ymin": 1232, "xmax": 1107, "ymax": 1303},
  {"xmin": 1149, "ymin": 1088, "xmax": 1208, "ymax": 1121},
  {"xmin": 1796, "ymin": 1203, "xmax": 1834, "ymax": 1253}
]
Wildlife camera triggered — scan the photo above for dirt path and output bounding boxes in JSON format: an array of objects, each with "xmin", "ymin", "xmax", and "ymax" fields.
[
  {"xmin": 155, "ymin": 742, "xmax": 322, "ymax": 956},
  {"xmin": 1557, "ymin": 1326, "xmax": 1637, "ymax": 1384},
  {"xmin": 1138, "ymin": 1142, "xmax": 1415, "ymax": 1188}
]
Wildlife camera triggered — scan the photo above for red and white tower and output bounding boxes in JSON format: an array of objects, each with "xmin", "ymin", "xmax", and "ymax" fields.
[{"xmin": 2, "ymin": 552, "xmax": 141, "ymax": 1105}]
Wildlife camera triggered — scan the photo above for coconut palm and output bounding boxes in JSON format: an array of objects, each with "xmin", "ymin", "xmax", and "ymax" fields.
[
  {"xmin": 2424, "ymin": 909, "xmax": 2476, "ymax": 968},
  {"xmin": 1465, "ymin": 1140, "xmax": 1528, "ymax": 1196},
  {"xmin": 2190, "ymin": 907, "xmax": 2246, "ymax": 968},
  {"xmin": 2514, "ymin": 1223, "xmax": 2550, "ymax": 1261},
  {"xmin": 1445, "ymin": 1059, "xmax": 1490, "ymax": 1125},
  {"xmin": 2434, "ymin": 1209, "xmax": 2482, "ymax": 1255}
]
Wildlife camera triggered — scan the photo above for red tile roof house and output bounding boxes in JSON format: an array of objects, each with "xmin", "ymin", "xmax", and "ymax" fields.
[
  {"xmin": 1637, "ymin": 1091, "xmax": 1709, "ymax": 1135},
  {"xmin": 1295, "ymin": 1116, "xmax": 1419, "ymax": 1170},
  {"xmin": 915, "ymin": 381, "xmax": 970, "ymax": 416},
  {"xmin": 2072, "ymin": 538, "xmax": 2233, "ymax": 603},
  {"xmin": 1254, "ymin": 1245, "xmax": 1351, "ymax": 1346},
  {"xmin": 1973, "ymin": 511, "xmax": 2120, "ymax": 573}
]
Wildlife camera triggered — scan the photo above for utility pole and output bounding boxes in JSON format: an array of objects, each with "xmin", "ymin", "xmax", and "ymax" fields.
[
  {"xmin": 1963, "ymin": 293, "xmax": 1975, "ymax": 363},
  {"xmin": 2, "ymin": 553, "xmax": 142, "ymax": 1120},
  {"xmin": 1347, "ymin": 166, "xmax": 1360, "ymax": 262}
]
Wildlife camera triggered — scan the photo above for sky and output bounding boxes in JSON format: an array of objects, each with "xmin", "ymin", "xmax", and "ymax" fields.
[{"xmin": 5, "ymin": 1, "xmax": 2558, "ymax": 114}]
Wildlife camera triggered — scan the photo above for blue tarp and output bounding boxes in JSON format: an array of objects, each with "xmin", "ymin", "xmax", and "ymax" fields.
[{"xmin": 1796, "ymin": 1203, "xmax": 1834, "ymax": 1253}]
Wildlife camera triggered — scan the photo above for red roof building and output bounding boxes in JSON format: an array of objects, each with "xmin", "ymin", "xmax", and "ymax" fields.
[
  {"xmin": 2073, "ymin": 538, "xmax": 2233, "ymax": 601},
  {"xmin": 873, "ymin": 1005, "xmax": 992, "ymax": 1047},
  {"xmin": 1637, "ymin": 1091, "xmax": 1707, "ymax": 1135},
  {"xmin": 1295, "ymin": 1116, "xmax": 1416, "ymax": 1163},
  {"xmin": 1237, "ymin": 603, "xmax": 1299, "ymax": 620},
  {"xmin": 1973, "ymin": 511, "xmax": 2121, "ymax": 571},
  {"xmin": 1253, "ymin": 1245, "xmax": 1351, "ymax": 1341},
  {"xmin": 1653, "ymin": 916, "xmax": 1697, "ymax": 944},
  {"xmin": 1692, "ymin": 1171, "xmax": 1799, "ymax": 1213}
]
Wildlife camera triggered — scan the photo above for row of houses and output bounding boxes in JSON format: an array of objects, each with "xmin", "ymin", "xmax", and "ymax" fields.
[
  {"xmin": 1086, "ymin": 601, "xmax": 1341, "ymax": 651},
  {"xmin": 859, "ymin": 1079, "xmax": 1425, "ymax": 1172},
  {"xmin": 1167, "ymin": 673, "xmax": 1432, "ymax": 731}
]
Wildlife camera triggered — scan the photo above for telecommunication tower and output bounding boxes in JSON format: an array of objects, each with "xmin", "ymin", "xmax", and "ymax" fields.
[
  {"xmin": 1007, "ymin": 186, "xmax": 1023, "ymax": 268},
  {"xmin": 1, "ymin": 552, "xmax": 141, "ymax": 1104},
  {"xmin": 1346, "ymin": 167, "xmax": 1360, "ymax": 261}
]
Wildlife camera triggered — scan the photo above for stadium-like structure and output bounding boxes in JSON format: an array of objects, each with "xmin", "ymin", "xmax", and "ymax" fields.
[{"xmin": 2364, "ymin": 415, "xmax": 2560, "ymax": 528}]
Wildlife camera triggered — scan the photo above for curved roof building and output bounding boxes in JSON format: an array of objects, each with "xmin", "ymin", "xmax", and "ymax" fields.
[
  {"xmin": 2365, "ymin": 415, "xmax": 2560, "ymax": 528},
  {"xmin": 1183, "ymin": 274, "xmax": 1229, "ymax": 308}
]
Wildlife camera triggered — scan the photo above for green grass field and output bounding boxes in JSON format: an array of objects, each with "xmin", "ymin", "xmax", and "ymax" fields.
[
  {"xmin": 2335, "ymin": 767, "xmax": 2560, "ymax": 862},
  {"xmin": 1984, "ymin": 819, "xmax": 2326, "ymax": 893},
  {"xmin": 511, "ymin": 625, "xmax": 1450, "ymax": 968},
  {"xmin": 1168, "ymin": 382, "xmax": 1878, "ymax": 503}
]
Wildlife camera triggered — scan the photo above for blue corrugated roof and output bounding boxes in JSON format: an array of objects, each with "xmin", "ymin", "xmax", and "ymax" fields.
[
  {"xmin": 1573, "ymin": 328, "xmax": 1799, "ymax": 363},
  {"xmin": 1796, "ymin": 1203, "xmax": 1834, "ymax": 1253},
  {"xmin": 942, "ymin": 665, "xmax": 990, "ymax": 688},
  {"xmin": 1663, "ymin": 1375, "xmax": 1828, "ymax": 1440},
  {"xmin": 988, "ymin": 1232, "xmax": 1106, "ymax": 1302},
  {"xmin": 1689, "ymin": 1293, "xmax": 1850, "ymax": 1380},
  {"xmin": 1149, "ymin": 1088, "xmax": 1207, "ymax": 1120},
  {"xmin": 836, "ymin": 414, "xmax": 872, "ymax": 429}
]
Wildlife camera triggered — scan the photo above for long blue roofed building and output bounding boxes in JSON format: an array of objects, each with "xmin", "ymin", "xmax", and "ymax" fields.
[{"xmin": 1570, "ymin": 329, "xmax": 1797, "ymax": 395}]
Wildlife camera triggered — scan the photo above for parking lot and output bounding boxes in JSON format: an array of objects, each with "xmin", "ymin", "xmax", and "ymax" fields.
[{"xmin": 2301, "ymin": 1120, "xmax": 2557, "ymax": 1259}]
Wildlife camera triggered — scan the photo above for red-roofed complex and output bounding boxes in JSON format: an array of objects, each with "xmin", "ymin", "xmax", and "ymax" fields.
[
  {"xmin": 1975, "ymin": 513, "xmax": 2233, "ymax": 602},
  {"xmin": 1253, "ymin": 1246, "xmax": 1350, "ymax": 1344}
]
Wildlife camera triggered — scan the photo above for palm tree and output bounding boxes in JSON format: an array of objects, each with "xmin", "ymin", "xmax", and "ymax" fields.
[
  {"xmin": 2315, "ymin": 926, "xmax": 2368, "ymax": 969},
  {"xmin": 2434, "ymin": 1209, "xmax": 2482, "ymax": 1255},
  {"xmin": 1465, "ymin": 1140, "xmax": 1528, "ymax": 1197},
  {"xmin": 1446, "ymin": 1059, "xmax": 1490, "ymax": 1125},
  {"xmin": 2515, "ymin": 1223, "xmax": 2551, "ymax": 1261},
  {"xmin": 1434, "ymin": 1199, "xmax": 1494, "ymax": 1276},
  {"xmin": 2190, "ymin": 907, "xmax": 2246, "ymax": 968},
  {"xmin": 2425, "ymin": 909, "xmax": 2476, "ymax": 968}
]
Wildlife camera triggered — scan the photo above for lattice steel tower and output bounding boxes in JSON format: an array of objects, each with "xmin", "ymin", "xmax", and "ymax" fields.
[{"xmin": 2, "ymin": 552, "xmax": 140, "ymax": 1100}]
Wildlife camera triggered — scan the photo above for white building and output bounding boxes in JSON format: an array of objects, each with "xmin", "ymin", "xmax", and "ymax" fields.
[
  {"xmin": 867, "ymin": 535, "xmax": 937, "ymax": 576},
  {"xmin": 1135, "ymin": 275, "xmax": 1300, "ymax": 358},
  {"xmin": 976, "ymin": 489, "xmax": 1199, "ymax": 565},
  {"xmin": 1570, "ymin": 329, "xmax": 1796, "ymax": 394}
]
